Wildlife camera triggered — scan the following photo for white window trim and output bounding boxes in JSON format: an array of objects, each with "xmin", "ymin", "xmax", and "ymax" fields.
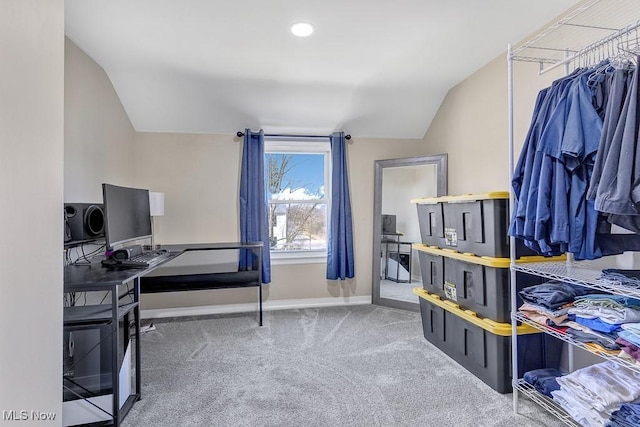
[
  {"xmin": 270, "ymin": 250, "xmax": 327, "ymax": 265},
  {"xmin": 265, "ymin": 138, "xmax": 330, "ymax": 264}
]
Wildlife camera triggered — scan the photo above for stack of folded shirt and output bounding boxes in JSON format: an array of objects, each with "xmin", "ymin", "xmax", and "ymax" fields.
[
  {"xmin": 607, "ymin": 402, "xmax": 640, "ymax": 427},
  {"xmin": 552, "ymin": 361, "xmax": 640, "ymax": 426},
  {"xmin": 519, "ymin": 303, "xmax": 571, "ymax": 326},
  {"xmin": 569, "ymin": 295, "xmax": 640, "ymax": 334},
  {"xmin": 519, "ymin": 281, "xmax": 595, "ymax": 326},
  {"xmin": 562, "ymin": 323, "xmax": 620, "ymax": 352},
  {"xmin": 523, "ymin": 368, "xmax": 563, "ymax": 397},
  {"xmin": 520, "ymin": 281, "xmax": 595, "ymax": 311}
]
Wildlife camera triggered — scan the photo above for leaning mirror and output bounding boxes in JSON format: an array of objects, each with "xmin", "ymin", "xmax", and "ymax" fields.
[{"xmin": 372, "ymin": 154, "xmax": 447, "ymax": 311}]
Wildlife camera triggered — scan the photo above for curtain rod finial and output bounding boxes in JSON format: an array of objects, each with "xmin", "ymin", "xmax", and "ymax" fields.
[
  {"xmin": 345, "ymin": 134, "xmax": 351, "ymax": 140},
  {"xmin": 236, "ymin": 131, "xmax": 245, "ymax": 138}
]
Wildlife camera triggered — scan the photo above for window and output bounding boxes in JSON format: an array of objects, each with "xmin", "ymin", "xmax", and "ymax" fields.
[{"xmin": 265, "ymin": 139, "xmax": 329, "ymax": 261}]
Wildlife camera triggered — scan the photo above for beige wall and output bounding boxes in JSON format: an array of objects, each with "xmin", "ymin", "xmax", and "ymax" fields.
[
  {"xmin": 0, "ymin": 0, "xmax": 64, "ymax": 421},
  {"xmin": 134, "ymin": 133, "xmax": 430, "ymax": 309},
  {"xmin": 422, "ymin": 53, "xmax": 563, "ymax": 194},
  {"xmin": 64, "ymin": 37, "xmax": 136, "ymax": 202}
]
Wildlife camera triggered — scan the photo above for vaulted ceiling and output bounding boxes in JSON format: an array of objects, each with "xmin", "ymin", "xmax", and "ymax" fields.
[{"xmin": 64, "ymin": 0, "xmax": 578, "ymax": 139}]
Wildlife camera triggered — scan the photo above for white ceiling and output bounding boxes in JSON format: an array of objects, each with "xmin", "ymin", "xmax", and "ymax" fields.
[{"xmin": 64, "ymin": 0, "xmax": 578, "ymax": 139}]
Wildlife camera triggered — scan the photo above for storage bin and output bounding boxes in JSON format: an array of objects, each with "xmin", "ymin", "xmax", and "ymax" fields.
[
  {"xmin": 414, "ymin": 288, "xmax": 562, "ymax": 393},
  {"xmin": 441, "ymin": 192, "xmax": 511, "ymax": 257},
  {"xmin": 415, "ymin": 245, "xmax": 552, "ymax": 323},
  {"xmin": 413, "ymin": 192, "xmax": 537, "ymax": 257}
]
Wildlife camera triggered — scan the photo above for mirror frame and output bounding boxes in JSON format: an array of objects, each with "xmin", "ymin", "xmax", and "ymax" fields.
[{"xmin": 372, "ymin": 154, "xmax": 448, "ymax": 311}]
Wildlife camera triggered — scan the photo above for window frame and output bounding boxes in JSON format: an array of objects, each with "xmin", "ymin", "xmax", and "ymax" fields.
[{"xmin": 264, "ymin": 138, "xmax": 330, "ymax": 264}]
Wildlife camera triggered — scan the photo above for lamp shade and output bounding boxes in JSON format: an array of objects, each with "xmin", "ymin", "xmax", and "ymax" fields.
[{"xmin": 149, "ymin": 192, "xmax": 165, "ymax": 217}]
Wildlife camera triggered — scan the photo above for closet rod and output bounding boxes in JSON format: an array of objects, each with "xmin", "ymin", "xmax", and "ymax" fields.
[
  {"xmin": 538, "ymin": 19, "xmax": 640, "ymax": 75},
  {"xmin": 236, "ymin": 131, "xmax": 351, "ymax": 140}
]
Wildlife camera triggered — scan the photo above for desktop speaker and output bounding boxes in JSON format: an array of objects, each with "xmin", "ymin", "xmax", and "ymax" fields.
[{"xmin": 64, "ymin": 203, "xmax": 105, "ymax": 242}]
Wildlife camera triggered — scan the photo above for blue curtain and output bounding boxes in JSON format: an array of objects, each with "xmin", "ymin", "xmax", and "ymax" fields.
[
  {"xmin": 239, "ymin": 128, "xmax": 271, "ymax": 283},
  {"xmin": 327, "ymin": 131, "xmax": 355, "ymax": 280}
]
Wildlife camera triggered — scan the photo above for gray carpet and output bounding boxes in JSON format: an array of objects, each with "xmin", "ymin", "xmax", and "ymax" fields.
[
  {"xmin": 123, "ymin": 305, "xmax": 563, "ymax": 427},
  {"xmin": 379, "ymin": 279, "xmax": 419, "ymax": 303}
]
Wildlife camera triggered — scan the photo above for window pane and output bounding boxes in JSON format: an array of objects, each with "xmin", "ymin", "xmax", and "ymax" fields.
[
  {"xmin": 266, "ymin": 153, "xmax": 325, "ymax": 200},
  {"xmin": 268, "ymin": 203, "xmax": 327, "ymax": 251}
]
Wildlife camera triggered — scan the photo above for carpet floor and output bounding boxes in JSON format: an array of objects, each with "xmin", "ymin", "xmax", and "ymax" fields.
[{"xmin": 122, "ymin": 305, "xmax": 563, "ymax": 427}]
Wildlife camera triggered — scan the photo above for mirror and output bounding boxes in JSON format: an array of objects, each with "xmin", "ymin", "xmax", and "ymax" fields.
[{"xmin": 372, "ymin": 155, "xmax": 447, "ymax": 311}]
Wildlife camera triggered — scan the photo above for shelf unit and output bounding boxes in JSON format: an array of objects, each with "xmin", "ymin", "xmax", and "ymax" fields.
[
  {"xmin": 63, "ymin": 270, "xmax": 145, "ymax": 427},
  {"xmin": 508, "ymin": 1, "xmax": 640, "ymax": 424},
  {"xmin": 513, "ymin": 380, "xmax": 581, "ymax": 427}
]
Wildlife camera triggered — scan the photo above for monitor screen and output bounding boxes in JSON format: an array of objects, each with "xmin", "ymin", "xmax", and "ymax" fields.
[{"xmin": 102, "ymin": 183, "xmax": 152, "ymax": 249}]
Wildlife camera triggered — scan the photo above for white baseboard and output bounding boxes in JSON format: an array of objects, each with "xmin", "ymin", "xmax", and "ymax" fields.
[{"xmin": 141, "ymin": 296, "xmax": 372, "ymax": 319}]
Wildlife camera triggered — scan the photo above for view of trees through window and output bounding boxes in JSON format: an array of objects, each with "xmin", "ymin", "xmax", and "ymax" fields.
[{"xmin": 266, "ymin": 152, "xmax": 327, "ymax": 252}]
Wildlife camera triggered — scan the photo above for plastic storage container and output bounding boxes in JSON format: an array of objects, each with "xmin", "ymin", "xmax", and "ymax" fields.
[
  {"xmin": 441, "ymin": 192, "xmax": 511, "ymax": 257},
  {"xmin": 415, "ymin": 244, "xmax": 553, "ymax": 323},
  {"xmin": 413, "ymin": 192, "xmax": 537, "ymax": 258},
  {"xmin": 414, "ymin": 288, "xmax": 561, "ymax": 393}
]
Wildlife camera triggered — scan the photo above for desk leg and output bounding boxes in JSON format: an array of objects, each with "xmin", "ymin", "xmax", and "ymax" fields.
[
  {"xmin": 134, "ymin": 278, "xmax": 141, "ymax": 398},
  {"xmin": 258, "ymin": 246, "xmax": 263, "ymax": 326},
  {"xmin": 111, "ymin": 287, "xmax": 120, "ymax": 426},
  {"xmin": 259, "ymin": 283, "xmax": 263, "ymax": 326}
]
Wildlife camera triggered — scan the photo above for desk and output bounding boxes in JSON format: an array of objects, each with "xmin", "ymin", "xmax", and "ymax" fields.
[
  {"xmin": 142, "ymin": 242, "xmax": 263, "ymax": 326},
  {"xmin": 62, "ymin": 242, "xmax": 262, "ymax": 426},
  {"xmin": 381, "ymin": 233, "xmax": 412, "ymax": 283}
]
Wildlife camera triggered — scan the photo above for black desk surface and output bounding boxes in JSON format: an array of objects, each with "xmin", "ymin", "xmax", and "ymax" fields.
[
  {"xmin": 159, "ymin": 242, "xmax": 263, "ymax": 251},
  {"xmin": 64, "ymin": 242, "xmax": 262, "ymax": 291}
]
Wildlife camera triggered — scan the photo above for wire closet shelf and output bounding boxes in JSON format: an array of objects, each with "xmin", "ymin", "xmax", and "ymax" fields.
[
  {"xmin": 507, "ymin": 0, "xmax": 640, "ymax": 423},
  {"xmin": 510, "ymin": 0, "xmax": 640, "ymax": 74}
]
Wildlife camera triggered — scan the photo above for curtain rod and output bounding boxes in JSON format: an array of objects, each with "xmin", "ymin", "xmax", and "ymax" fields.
[{"xmin": 236, "ymin": 131, "xmax": 351, "ymax": 140}]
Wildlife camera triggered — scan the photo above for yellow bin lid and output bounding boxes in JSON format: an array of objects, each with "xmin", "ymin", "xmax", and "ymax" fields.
[
  {"xmin": 412, "ymin": 244, "xmax": 567, "ymax": 266},
  {"xmin": 413, "ymin": 244, "xmax": 510, "ymax": 268},
  {"xmin": 411, "ymin": 191, "xmax": 510, "ymax": 205},
  {"xmin": 413, "ymin": 288, "xmax": 539, "ymax": 336}
]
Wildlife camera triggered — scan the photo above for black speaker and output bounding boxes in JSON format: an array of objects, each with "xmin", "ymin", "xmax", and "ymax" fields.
[
  {"xmin": 64, "ymin": 203, "xmax": 105, "ymax": 242},
  {"xmin": 64, "ymin": 209, "xmax": 72, "ymax": 243}
]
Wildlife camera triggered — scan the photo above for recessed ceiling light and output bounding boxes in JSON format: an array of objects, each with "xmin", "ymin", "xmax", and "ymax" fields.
[{"xmin": 290, "ymin": 22, "xmax": 315, "ymax": 37}]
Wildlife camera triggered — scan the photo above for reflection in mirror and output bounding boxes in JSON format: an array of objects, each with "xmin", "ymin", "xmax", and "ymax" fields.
[{"xmin": 372, "ymin": 155, "xmax": 447, "ymax": 311}]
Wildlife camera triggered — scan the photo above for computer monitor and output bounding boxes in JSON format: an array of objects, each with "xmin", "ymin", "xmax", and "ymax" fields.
[{"xmin": 102, "ymin": 183, "xmax": 152, "ymax": 249}]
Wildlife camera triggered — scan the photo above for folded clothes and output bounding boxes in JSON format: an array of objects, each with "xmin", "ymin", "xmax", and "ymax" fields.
[
  {"xmin": 555, "ymin": 361, "xmax": 640, "ymax": 412},
  {"xmin": 615, "ymin": 337, "xmax": 640, "ymax": 362},
  {"xmin": 574, "ymin": 316, "xmax": 623, "ymax": 334},
  {"xmin": 519, "ymin": 303, "xmax": 570, "ymax": 326},
  {"xmin": 621, "ymin": 323, "xmax": 640, "ymax": 335},
  {"xmin": 617, "ymin": 330, "xmax": 640, "ymax": 349},
  {"xmin": 553, "ymin": 388, "xmax": 610, "ymax": 427},
  {"xmin": 607, "ymin": 402, "xmax": 640, "ymax": 427},
  {"xmin": 519, "ymin": 281, "xmax": 595, "ymax": 310},
  {"xmin": 575, "ymin": 294, "xmax": 640, "ymax": 309},
  {"xmin": 520, "ymin": 302, "xmax": 573, "ymax": 316},
  {"xmin": 600, "ymin": 269, "xmax": 640, "ymax": 287},
  {"xmin": 523, "ymin": 368, "xmax": 563, "ymax": 397},
  {"xmin": 565, "ymin": 328, "xmax": 620, "ymax": 351},
  {"xmin": 569, "ymin": 305, "xmax": 640, "ymax": 324}
]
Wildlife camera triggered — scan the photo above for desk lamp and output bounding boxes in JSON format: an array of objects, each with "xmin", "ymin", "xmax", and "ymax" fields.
[{"xmin": 149, "ymin": 191, "xmax": 165, "ymax": 249}]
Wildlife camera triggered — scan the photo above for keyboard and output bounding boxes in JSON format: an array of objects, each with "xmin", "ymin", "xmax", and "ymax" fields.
[{"xmin": 108, "ymin": 251, "xmax": 172, "ymax": 268}]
